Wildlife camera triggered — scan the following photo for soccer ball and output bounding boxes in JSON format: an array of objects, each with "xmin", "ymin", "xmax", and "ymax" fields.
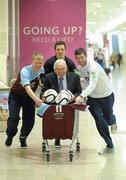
[
  {"xmin": 60, "ymin": 90, "xmax": 74, "ymax": 101},
  {"xmin": 55, "ymin": 92, "xmax": 70, "ymax": 105},
  {"xmin": 43, "ymin": 89, "xmax": 58, "ymax": 103}
]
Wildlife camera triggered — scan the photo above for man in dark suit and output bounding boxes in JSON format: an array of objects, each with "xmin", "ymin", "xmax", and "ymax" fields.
[{"xmin": 41, "ymin": 59, "xmax": 82, "ymax": 147}]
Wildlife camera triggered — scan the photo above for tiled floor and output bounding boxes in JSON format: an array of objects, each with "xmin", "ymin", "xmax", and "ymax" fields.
[{"xmin": 0, "ymin": 63, "xmax": 126, "ymax": 180}]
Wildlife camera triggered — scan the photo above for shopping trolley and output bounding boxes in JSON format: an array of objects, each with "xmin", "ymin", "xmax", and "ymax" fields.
[{"xmin": 40, "ymin": 103, "xmax": 87, "ymax": 162}]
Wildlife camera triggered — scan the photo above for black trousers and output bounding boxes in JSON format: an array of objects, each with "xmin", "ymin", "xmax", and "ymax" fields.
[
  {"xmin": 87, "ymin": 93, "xmax": 116, "ymax": 148},
  {"xmin": 6, "ymin": 92, "xmax": 35, "ymax": 140}
]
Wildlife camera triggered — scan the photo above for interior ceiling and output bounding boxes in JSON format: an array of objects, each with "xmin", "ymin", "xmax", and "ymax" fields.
[{"xmin": 86, "ymin": 0, "xmax": 126, "ymax": 34}]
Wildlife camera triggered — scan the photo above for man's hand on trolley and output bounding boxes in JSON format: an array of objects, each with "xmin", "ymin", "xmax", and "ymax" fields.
[
  {"xmin": 75, "ymin": 95, "xmax": 84, "ymax": 104},
  {"xmin": 35, "ymin": 98, "xmax": 43, "ymax": 107}
]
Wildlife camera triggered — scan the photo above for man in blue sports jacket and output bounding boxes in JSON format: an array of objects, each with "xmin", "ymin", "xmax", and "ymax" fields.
[{"xmin": 5, "ymin": 53, "xmax": 44, "ymax": 148}]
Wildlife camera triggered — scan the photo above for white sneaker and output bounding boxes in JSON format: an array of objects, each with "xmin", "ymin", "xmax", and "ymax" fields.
[{"xmin": 98, "ymin": 147, "xmax": 115, "ymax": 155}]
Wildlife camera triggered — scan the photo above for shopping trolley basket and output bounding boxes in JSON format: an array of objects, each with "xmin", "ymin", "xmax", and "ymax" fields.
[{"xmin": 39, "ymin": 103, "xmax": 87, "ymax": 162}]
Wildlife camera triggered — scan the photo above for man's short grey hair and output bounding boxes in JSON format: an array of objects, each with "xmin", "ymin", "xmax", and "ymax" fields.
[{"xmin": 54, "ymin": 59, "xmax": 67, "ymax": 70}]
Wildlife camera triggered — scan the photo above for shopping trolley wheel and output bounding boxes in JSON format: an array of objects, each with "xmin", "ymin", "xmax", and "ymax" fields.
[
  {"xmin": 46, "ymin": 154, "xmax": 50, "ymax": 162},
  {"xmin": 76, "ymin": 145, "xmax": 80, "ymax": 152},
  {"xmin": 69, "ymin": 154, "xmax": 73, "ymax": 162},
  {"xmin": 42, "ymin": 145, "xmax": 46, "ymax": 152},
  {"xmin": 69, "ymin": 151, "xmax": 73, "ymax": 162},
  {"xmin": 42, "ymin": 142, "xmax": 46, "ymax": 152},
  {"xmin": 76, "ymin": 142, "xmax": 80, "ymax": 152}
]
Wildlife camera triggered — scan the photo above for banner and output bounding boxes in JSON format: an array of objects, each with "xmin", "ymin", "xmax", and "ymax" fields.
[
  {"xmin": 0, "ymin": 91, "xmax": 9, "ymax": 121},
  {"xmin": 19, "ymin": 0, "xmax": 86, "ymax": 67}
]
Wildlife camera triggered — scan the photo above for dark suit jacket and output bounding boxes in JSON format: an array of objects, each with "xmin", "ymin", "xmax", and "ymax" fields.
[
  {"xmin": 41, "ymin": 71, "xmax": 82, "ymax": 97},
  {"xmin": 43, "ymin": 56, "xmax": 76, "ymax": 74}
]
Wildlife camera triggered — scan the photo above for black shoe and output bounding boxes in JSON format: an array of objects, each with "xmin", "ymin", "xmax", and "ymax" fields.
[
  {"xmin": 5, "ymin": 137, "xmax": 13, "ymax": 147},
  {"xmin": 21, "ymin": 141, "xmax": 27, "ymax": 148},
  {"xmin": 54, "ymin": 139, "xmax": 61, "ymax": 148},
  {"xmin": 20, "ymin": 138, "xmax": 27, "ymax": 149}
]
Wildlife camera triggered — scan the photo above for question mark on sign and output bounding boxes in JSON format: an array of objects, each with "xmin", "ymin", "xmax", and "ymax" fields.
[{"xmin": 78, "ymin": 26, "xmax": 83, "ymax": 35}]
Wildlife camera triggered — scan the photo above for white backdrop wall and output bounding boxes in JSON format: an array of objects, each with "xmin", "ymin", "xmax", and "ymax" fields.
[{"xmin": 0, "ymin": 0, "xmax": 8, "ymax": 84}]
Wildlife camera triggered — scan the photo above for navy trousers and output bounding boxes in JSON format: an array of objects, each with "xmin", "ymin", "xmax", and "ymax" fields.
[
  {"xmin": 87, "ymin": 93, "xmax": 116, "ymax": 148},
  {"xmin": 6, "ymin": 92, "xmax": 35, "ymax": 139}
]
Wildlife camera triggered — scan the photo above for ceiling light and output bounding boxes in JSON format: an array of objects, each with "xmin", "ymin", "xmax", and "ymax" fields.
[
  {"xmin": 87, "ymin": 21, "xmax": 96, "ymax": 25},
  {"xmin": 96, "ymin": 11, "xmax": 126, "ymax": 33},
  {"xmin": 94, "ymin": 11, "xmax": 97, "ymax": 15},
  {"xmin": 121, "ymin": 27, "xmax": 126, "ymax": 30},
  {"xmin": 96, "ymin": 3, "xmax": 101, "ymax": 8},
  {"xmin": 109, "ymin": 15, "xmax": 112, "ymax": 19},
  {"xmin": 121, "ymin": 1, "xmax": 126, "ymax": 6}
]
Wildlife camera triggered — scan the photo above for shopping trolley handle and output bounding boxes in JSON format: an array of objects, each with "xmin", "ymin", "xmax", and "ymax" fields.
[{"xmin": 70, "ymin": 103, "xmax": 87, "ymax": 111}]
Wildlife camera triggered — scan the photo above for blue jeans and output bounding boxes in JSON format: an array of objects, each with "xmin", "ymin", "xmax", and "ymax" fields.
[
  {"xmin": 87, "ymin": 93, "xmax": 116, "ymax": 147},
  {"xmin": 6, "ymin": 92, "xmax": 35, "ymax": 139}
]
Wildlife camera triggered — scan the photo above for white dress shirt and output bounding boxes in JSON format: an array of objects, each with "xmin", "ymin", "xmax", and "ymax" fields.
[{"xmin": 57, "ymin": 74, "xmax": 67, "ymax": 90}]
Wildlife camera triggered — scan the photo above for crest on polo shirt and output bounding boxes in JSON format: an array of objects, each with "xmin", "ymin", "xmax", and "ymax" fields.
[
  {"xmin": 53, "ymin": 105, "xmax": 64, "ymax": 120},
  {"xmin": 91, "ymin": 72, "xmax": 96, "ymax": 80},
  {"xmin": 30, "ymin": 81, "xmax": 36, "ymax": 88}
]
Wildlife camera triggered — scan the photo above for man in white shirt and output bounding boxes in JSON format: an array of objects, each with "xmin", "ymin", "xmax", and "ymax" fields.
[{"xmin": 75, "ymin": 48, "xmax": 117, "ymax": 155}]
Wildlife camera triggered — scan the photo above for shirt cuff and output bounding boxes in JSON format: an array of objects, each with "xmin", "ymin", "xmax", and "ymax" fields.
[{"xmin": 80, "ymin": 94, "xmax": 84, "ymax": 98}]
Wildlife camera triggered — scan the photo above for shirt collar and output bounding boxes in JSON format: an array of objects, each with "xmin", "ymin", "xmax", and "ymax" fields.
[{"xmin": 57, "ymin": 74, "xmax": 66, "ymax": 80}]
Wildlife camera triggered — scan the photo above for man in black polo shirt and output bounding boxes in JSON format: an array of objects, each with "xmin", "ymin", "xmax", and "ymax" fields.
[{"xmin": 43, "ymin": 41, "xmax": 76, "ymax": 74}]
